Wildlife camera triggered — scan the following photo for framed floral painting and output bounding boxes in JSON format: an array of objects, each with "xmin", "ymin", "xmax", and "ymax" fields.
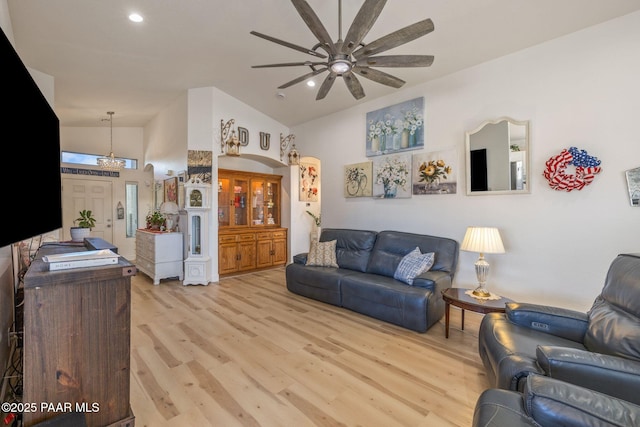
[
  {"xmin": 299, "ymin": 161, "xmax": 319, "ymax": 201},
  {"xmin": 164, "ymin": 177, "xmax": 178, "ymax": 203},
  {"xmin": 366, "ymin": 97, "xmax": 424, "ymax": 157},
  {"xmin": 412, "ymin": 149, "xmax": 457, "ymax": 195},
  {"xmin": 372, "ymin": 153, "xmax": 412, "ymax": 199},
  {"xmin": 344, "ymin": 161, "xmax": 373, "ymax": 198}
]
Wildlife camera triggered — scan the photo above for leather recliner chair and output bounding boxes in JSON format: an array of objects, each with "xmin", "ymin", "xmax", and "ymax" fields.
[
  {"xmin": 477, "ymin": 253, "xmax": 640, "ymax": 401},
  {"xmin": 473, "ymin": 373, "xmax": 640, "ymax": 427}
]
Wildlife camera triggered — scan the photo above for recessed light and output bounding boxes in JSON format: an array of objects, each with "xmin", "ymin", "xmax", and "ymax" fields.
[
  {"xmin": 306, "ymin": 80, "xmax": 316, "ymax": 87},
  {"xmin": 129, "ymin": 13, "xmax": 143, "ymax": 23}
]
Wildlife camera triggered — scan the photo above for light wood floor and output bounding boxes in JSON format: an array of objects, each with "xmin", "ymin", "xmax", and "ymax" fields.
[{"xmin": 129, "ymin": 268, "xmax": 490, "ymax": 427}]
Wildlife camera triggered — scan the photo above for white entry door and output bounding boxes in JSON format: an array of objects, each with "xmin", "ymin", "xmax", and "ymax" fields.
[{"xmin": 62, "ymin": 178, "xmax": 113, "ymax": 243}]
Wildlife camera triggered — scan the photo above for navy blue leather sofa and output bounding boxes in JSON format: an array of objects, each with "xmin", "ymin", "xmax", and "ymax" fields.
[{"xmin": 285, "ymin": 228, "xmax": 459, "ymax": 332}]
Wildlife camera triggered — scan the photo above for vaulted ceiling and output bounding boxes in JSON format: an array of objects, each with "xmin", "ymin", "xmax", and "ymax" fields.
[{"xmin": 7, "ymin": 0, "xmax": 640, "ymax": 127}]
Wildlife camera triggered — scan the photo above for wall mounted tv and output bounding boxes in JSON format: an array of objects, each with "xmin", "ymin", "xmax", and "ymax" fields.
[{"xmin": 1, "ymin": 27, "xmax": 62, "ymax": 248}]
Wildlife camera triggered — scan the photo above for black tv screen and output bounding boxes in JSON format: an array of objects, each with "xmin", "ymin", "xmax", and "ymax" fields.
[{"xmin": 1, "ymin": 27, "xmax": 62, "ymax": 248}]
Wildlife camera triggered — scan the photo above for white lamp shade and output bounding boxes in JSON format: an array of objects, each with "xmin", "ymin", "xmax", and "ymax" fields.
[
  {"xmin": 460, "ymin": 227, "xmax": 505, "ymax": 254},
  {"xmin": 160, "ymin": 201, "xmax": 180, "ymax": 215}
]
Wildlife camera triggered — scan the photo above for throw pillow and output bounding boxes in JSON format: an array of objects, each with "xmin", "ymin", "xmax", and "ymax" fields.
[
  {"xmin": 305, "ymin": 240, "xmax": 339, "ymax": 268},
  {"xmin": 393, "ymin": 247, "xmax": 435, "ymax": 285}
]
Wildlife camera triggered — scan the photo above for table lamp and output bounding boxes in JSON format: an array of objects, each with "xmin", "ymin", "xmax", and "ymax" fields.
[
  {"xmin": 160, "ymin": 201, "xmax": 180, "ymax": 231},
  {"xmin": 460, "ymin": 226, "xmax": 505, "ymax": 297}
]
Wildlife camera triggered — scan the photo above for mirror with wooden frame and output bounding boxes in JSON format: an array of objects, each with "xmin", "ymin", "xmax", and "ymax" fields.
[{"xmin": 465, "ymin": 117, "xmax": 530, "ymax": 195}]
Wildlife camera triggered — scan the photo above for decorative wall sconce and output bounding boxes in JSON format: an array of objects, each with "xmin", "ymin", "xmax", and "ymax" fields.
[
  {"xmin": 288, "ymin": 143, "xmax": 300, "ymax": 165},
  {"xmin": 280, "ymin": 133, "xmax": 296, "ymax": 162},
  {"xmin": 220, "ymin": 118, "xmax": 240, "ymax": 156}
]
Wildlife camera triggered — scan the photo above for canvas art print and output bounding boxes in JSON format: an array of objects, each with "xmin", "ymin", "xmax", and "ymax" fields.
[
  {"xmin": 372, "ymin": 153, "xmax": 412, "ymax": 199},
  {"xmin": 344, "ymin": 161, "xmax": 373, "ymax": 198},
  {"xmin": 412, "ymin": 149, "xmax": 457, "ymax": 195},
  {"xmin": 366, "ymin": 97, "xmax": 424, "ymax": 157},
  {"xmin": 300, "ymin": 161, "xmax": 319, "ymax": 202}
]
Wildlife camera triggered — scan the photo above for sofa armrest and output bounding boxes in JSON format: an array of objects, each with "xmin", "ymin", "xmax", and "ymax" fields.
[
  {"xmin": 506, "ymin": 302, "xmax": 588, "ymax": 342},
  {"xmin": 536, "ymin": 345, "xmax": 640, "ymax": 404},
  {"xmin": 412, "ymin": 270, "xmax": 451, "ymax": 291},
  {"xmin": 292, "ymin": 253, "xmax": 308, "ymax": 265},
  {"xmin": 523, "ymin": 374, "xmax": 640, "ymax": 427}
]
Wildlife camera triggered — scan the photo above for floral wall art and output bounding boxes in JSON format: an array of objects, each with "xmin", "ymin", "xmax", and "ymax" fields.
[
  {"xmin": 344, "ymin": 161, "xmax": 373, "ymax": 198},
  {"xmin": 299, "ymin": 161, "xmax": 319, "ymax": 202},
  {"xmin": 372, "ymin": 153, "xmax": 412, "ymax": 199},
  {"xmin": 412, "ymin": 149, "xmax": 458, "ymax": 195},
  {"xmin": 366, "ymin": 97, "xmax": 424, "ymax": 157}
]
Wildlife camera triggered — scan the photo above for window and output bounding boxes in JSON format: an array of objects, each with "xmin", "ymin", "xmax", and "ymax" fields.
[
  {"xmin": 125, "ymin": 182, "xmax": 138, "ymax": 237},
  {"xmin": 61, "ymin": 151, "xmax": 138, "ymax": 169}
]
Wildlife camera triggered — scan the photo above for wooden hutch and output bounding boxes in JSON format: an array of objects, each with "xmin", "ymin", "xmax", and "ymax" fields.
[{"xmin": 218, "ymin": 169, "xmax": 287, "ymax": 276}]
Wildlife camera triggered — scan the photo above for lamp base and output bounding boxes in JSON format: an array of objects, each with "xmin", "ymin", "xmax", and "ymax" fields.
[{"xmin": 472, "ymin": 287, "xmax": 491, "ymax": 298}]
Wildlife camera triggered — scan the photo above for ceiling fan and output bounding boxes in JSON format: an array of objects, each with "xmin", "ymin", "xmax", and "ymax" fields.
[{"xmin": 250, "ymin": 0, "xmax": 434, "ymax": 100}]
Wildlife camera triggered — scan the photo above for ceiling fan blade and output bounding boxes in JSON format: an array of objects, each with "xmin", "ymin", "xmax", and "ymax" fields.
[
  {"xmin": 316, "ymin": 73, "xmax": 337, "ymax": 100},
  {"xmin": 353, "ymin": 18, "xmax": 434, "ymax": 60},
  {"xmin": 343, "ymin": 72, "xmax": 366, "ymax": 100},
  {"xmin": 291, "ymin": 0, "xmax": 336, "ymax": 54},
  {"xmin": 278, "ymin": 68, "xmax": 328, "ymax": 89},
  {"xmin": 362, "ymin": 55, "xmax": 434, "ymax": 67},
  {"xmin": 352, "ymin": 66, "xmax": 405, "ymax": 88},
  {"xmin": 341, "ymin": 0, "xmax": 387, "ymax": 55},
  {"xmin": 250, "ymin": 31, "xmax": 327, "ymax": 58},
  {"xmin": 252, "ymin": 61, "xmax": 326, "ymax": 68}
]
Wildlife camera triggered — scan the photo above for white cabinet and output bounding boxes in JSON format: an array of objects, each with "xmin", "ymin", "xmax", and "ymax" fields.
[{"xmin": 135, "ymin": 229, "xmax": 184, "ymax": 285}]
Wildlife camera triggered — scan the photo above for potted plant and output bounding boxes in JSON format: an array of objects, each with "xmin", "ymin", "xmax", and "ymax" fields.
[
  {"xmin": 306, "ymin": 210, "xmax": 321, "ymax": 241},
  {"xmin": 145, "ymin": 211, "xmax": 166, "ymax": 230},
  {"xmin": 70, "ymin": 209, "xmax": 96, "ymax": 242}
]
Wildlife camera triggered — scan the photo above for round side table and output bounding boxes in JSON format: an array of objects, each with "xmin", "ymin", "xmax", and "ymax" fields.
[{"xmin": 441, "ymin": 287, "xmax": 513, "ymax": 338}]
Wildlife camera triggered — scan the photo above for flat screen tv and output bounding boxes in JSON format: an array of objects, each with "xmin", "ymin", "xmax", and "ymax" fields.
[{"xmin": 1, "ymin": 27, "xmax": 62, "ymax": 248}]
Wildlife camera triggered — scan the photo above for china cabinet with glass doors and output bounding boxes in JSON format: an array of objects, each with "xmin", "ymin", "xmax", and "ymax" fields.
[{"xmin": 218, "ymin": 169, "xmax": 287, "ymax": 276}]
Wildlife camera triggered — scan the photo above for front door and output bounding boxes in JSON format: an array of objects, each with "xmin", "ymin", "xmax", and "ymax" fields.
[{"xmin": 62, "ymin": 178, "xmax": 113, "ymax": 243}]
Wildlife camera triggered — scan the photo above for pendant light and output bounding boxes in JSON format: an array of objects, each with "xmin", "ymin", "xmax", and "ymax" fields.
[{"xmin": 97, "ymin": 111, "xmax": 125, "ymax": 171}]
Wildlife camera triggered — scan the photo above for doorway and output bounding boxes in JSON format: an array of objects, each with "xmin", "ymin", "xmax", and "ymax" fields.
[{"xmin": 62, "ymin": 178, "xmax": 113, "ymax": 243}]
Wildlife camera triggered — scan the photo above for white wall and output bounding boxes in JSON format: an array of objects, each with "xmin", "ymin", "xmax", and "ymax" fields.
[
  {"xmin": 182, "ymin": 87, "xmax": 292, "ymax": 283},
  {"xmin": 291, "ymin": 11, "xmax": 640, "ymax": 311}
]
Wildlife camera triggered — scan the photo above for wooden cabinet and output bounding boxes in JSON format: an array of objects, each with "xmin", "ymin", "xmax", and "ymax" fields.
[
  {"xmin": 22, "ymin": 242, "xmax": 136, "ymax": 427},
  {"xmin": 136, "ymin": 229, "xmax": 184, "ymax": 285},
  {"xmin": 218, "ymin": 169, "xmax": 287, "ymax": 276},
  {"xmin": 256, "ymin": 230, "xmax": 288, "ymax": 268}
]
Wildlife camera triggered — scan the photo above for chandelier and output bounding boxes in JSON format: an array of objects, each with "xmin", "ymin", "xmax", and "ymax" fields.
[{"xmin": 97, "ymin": 111, "xmax": 125, "ymax": 171}]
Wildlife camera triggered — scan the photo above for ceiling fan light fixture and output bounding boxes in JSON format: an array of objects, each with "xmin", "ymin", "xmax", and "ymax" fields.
[{"xmin": 329, "ymin": 58, "xmax": 352, "ymax": 74}]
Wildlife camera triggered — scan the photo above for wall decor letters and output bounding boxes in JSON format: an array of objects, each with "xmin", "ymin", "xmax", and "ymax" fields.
[
  {"xmin": 238, "ymin": 127, "xmax": 249, "ymax": 146},
  {"xmin": 260, "ymin": 132, "xmax": 270, "ymax": 150}
]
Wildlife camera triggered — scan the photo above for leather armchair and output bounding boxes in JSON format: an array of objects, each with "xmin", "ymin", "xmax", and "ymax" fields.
[
  {"xmin": 473, "ymin": 374, "xmax": 640, "ymax": 427},
  {"xmin": 478, "ymin": 253, "xmax": 640, "ymax": 397}
]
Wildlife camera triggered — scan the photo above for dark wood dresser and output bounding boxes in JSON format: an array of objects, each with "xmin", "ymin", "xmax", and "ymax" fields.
[{"xmin": 21, "ymin": 240, "xmax": 136, "ymax": 427}]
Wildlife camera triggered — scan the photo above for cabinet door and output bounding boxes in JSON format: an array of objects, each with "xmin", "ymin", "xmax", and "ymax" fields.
[
  {"xmin": 232, "ymin": 178, "xmax": 249, "ymax": 226},
  {"xmin": 251, "ymin": 179, "xmax": 265, "ymax": 226},
  {"xmin": 238, "ymin": 240, "xmax": 256, "ymax": 271},
  {"xmin": 218, "ymin": 177, "xmax": 231, "ymax": 227},
  {"xmin": 219, "ymin": 242, "xmax": 239, "ymax": 275},
  {"xmin": 272, "ymin": 237, "xmax": 287, "ymax": 265},
  {"xmin": 256, "ymin": 238, "xmax": 273, "ymax": 268},
  {"xmin": 265, "ymin": 180, "xmax": 279, "ymax": 226}
]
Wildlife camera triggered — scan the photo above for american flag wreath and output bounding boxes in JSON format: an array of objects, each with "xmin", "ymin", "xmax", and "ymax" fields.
[{"xmin": 543, "ymin": 147, "xmax": 602, "ymax": 192}]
